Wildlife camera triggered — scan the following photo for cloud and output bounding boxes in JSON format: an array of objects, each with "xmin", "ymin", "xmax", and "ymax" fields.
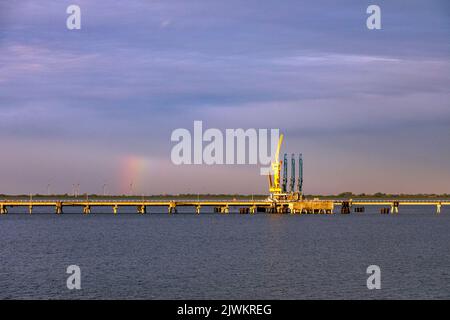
[{"xmin": 0, "ymin": 0, "xmax": 449, "ymax": 194}]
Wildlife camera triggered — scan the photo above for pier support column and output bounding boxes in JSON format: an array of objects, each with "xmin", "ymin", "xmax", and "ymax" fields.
[
  {"xmin": 220, "ymin": 206, "xmax": 229, "ymax": 214},
  {"xmin": 83, "ymin": 205, "xmax": 91, "ymax": 215},
  {"xmin": 288, "ymin": 206, "xmax": 294, "ymax": 214},
  {"xmin": 250, "ymin": 206, "xmax": 257, "ymax": 214},
  {"xmin": 341, "ymin": 201, "xmax": 351, "ymax": 214},
  {"xmin": 437, "ymin": 203, "xmax": 442, "ymax": 214},
  {"xmin": 391, "ymin": 201, "xmax": 399, "ymax": 214},
  {"xmin": 0, "ymin": 205, "xmax": 7, "ymax": 214},
  {"xmin": 113, "ymin": 205, "xmax": 118, "ymax": 215},
  {"xmin": 268, "ymin": 206, "xmax": 277, "ymax": 214},
  {"xmin": 28, "ymin": 205, "xmax": 33, "ymax": 215},
  {"xmin": 137, "ymin": 205, "xmax": 146, "ymax": 214},
  {"xmin": 195, "ymin": 205, "xmax": 201, "ymax": 214},
  {"xmin": 55, "ymin": 202, "xmax": 63, "ymax": 214},
  {"xmin": 168, "ymin": 202, "xmax": 177, "ymax": 214}
]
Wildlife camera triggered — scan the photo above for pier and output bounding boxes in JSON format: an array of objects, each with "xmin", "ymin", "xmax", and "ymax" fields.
[{"xmin": 0, "ymin": 199, "xmax": 447, "ymax": 215}]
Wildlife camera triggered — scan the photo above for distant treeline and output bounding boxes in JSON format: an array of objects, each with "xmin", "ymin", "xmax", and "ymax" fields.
[
  {"xmin": 0, "ymin": 192, "xmax": 449, "ymax": 199},
  {"xmin": 308, "ymin": 192, "xmax": 450, "ymax": 199}
]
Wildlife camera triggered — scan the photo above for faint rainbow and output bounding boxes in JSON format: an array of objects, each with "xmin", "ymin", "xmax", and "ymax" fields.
[{"xmin": 120, "ymin": 155, "xmax": 148, "ymax": 195}]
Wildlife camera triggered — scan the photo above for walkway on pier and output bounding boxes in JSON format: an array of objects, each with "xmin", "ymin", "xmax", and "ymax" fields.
[{"xmin": 0, "ymin": 199, "xmax": 448, "ymax": 214}]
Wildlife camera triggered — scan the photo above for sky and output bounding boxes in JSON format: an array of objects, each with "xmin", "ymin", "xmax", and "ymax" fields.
[{"xmin": 0, "ymin": 0, "xmax": 449, "ymax": 195}]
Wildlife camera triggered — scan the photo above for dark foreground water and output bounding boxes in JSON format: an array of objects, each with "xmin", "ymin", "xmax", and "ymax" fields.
[{"xmin": 0, "ymin": 206, "xmax": 449, "ymax": 299}]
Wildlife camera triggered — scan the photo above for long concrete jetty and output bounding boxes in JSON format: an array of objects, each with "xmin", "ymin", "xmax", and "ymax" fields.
[{"xmin": 0, "ymin": 198, "xmax": 448, "ymax": 214}]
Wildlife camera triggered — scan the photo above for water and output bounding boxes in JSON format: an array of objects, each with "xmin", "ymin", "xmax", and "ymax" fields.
[{"xmin": 0, "ymin": 206, "xmax": 449, "ymax": 299}]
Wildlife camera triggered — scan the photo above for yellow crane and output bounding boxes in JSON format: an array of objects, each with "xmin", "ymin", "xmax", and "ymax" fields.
[{"xmin": 268, "ymin": 133, "xmax": 284, "ymax": 195}]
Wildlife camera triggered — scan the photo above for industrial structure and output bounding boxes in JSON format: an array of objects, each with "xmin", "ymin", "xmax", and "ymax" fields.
[
  {"xmin": 265, "ymin": 133, "xmax": 334, "ymax": 213},
  {"xmin": 0, "ymin": 133, "xmax": 448, "ymax": 215}
]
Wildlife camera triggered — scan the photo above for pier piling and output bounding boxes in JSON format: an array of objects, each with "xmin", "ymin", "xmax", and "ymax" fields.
[
  {"xmin": 55, "ymin": 202, "xmax": 63, "ymax": 214},
  {"xmin": 391, "ymin": 201, "xmax": 399, "ymax": 214},
  {"xmin": 0, "ymin": 205, "xmax": 7, "ymax": 214},
  {"xmin": 83, "ymin": 205, "xmax": 91, "ymax": 215},
  {"xmin": 137, "ymin": 205, "xmax": 146, "ymax": 214}
]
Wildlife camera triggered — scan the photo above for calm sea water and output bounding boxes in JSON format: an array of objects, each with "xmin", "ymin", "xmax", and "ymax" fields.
[{"xmin": 0, "ymin": 205, "xmax": 449, "ymax": 299}]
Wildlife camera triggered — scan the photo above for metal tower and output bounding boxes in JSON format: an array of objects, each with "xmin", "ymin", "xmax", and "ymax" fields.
[
  {"xmin": 282, "ymin": 153, "xmax": 288, "ymax": 193},
  {"xmin": 290, "ymin": 153, "xmax": 296, "ymax": 193},
  {"xmin": 298, "ymin": 153, "xmax": 303, "ymax": 194}
]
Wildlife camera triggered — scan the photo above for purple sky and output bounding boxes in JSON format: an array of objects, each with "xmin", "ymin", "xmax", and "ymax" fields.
[{"xmin": 0, "ymin": 0, "xmax": 449, "ymax": 195}]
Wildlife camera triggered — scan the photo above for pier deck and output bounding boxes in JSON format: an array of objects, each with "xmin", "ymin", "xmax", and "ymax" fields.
[{"xmin": 0, "ymin": 199, "xmax": 448, "ymax": 214}]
